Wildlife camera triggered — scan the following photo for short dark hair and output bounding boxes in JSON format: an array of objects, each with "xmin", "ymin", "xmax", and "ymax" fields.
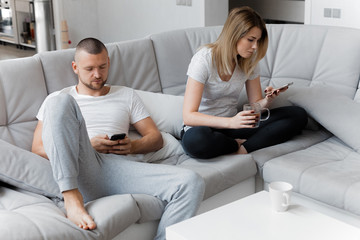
[{"xmin": 74, "ymin": 37, "xmax": 108, "ymax": 61}]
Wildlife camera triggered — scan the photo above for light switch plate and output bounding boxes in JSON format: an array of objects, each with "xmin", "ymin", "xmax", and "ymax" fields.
[
  {"xmin": 176, "ymin": 0, "xmax": 186, "ymax": 5},
  {"xmin": 324, "ymin": 8, "xmax": 332, "ymax": 18},
  {"xmin": 332, "ymin": 8, "xmax": 341, "ymax": 18}
]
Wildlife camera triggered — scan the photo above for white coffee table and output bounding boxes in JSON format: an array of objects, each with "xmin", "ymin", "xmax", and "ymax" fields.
[{"xmin": 166, "ymin": 191, "xmax": 360, "ymax": 240}]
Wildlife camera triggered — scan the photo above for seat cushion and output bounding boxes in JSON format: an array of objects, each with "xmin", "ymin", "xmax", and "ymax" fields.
[
  {"xmin": 0, "ymin": 186, "xmax": 142, "ymax": 240},
  {"xmin": 252, "ymin": 129, "xmax": 332, "ymax": 176},
  {"xmin": 177, "ymin": 154, "xmax": 257, "ymax": 199},
  {"xmin": 263, "ymin": 136, "xmax": 360, "ymax": 215}
]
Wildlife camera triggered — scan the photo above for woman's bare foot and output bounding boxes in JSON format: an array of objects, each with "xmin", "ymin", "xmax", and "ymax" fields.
[
  {"xmin": 63, "ymin": 189, "xmax": 96, "ymax": 230},
  {"xmin": 235, "ymin": 139, "xmax": 248, "ymax": 154}
]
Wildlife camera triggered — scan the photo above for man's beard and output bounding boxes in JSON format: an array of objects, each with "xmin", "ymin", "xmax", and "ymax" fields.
[{"xmin": 80, "ymin": 78, "xmax": 107, "ymax": 90}]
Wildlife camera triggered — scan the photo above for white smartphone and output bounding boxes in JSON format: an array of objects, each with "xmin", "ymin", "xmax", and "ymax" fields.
[
  {"xmin": 275, "ymin": 82, "xmax": 293, "ymax": 91},
  {"xmin": 266, "ymin": 82, "xmax": 293, "ymax": 95}
]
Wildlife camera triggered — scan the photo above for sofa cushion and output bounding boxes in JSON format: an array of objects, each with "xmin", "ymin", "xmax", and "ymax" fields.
[
  {"xmin": 0, "ymin": 186, "xmax": 141, "ymax": 240},
  {"xmin": 177, "ymin": 154, "xmax": 257, "ymax": 199},
  {"xmin": 0, "ymin": 139, "xmax": 61, "ymax": 198},
  {"xmin": 127, "ymin": 131, "xmax": 184, "ymax": 163},
  {"xmin": 150, "ymin": 26, "xmax": 222, "ymax": 95},
  {"xmin": 135, "ymin": 90, "xmax": 184, "ymax": 138},
  {"xmin": 0, "ymin": 56, "xmax": 48, "ymax": 151},
  {"xmin": 38, "ymin": 39, "xmax": 162, "ymax": 94},
  {"xmin": 261, "ymin": 24, "xmax": 360, "ymax": 97},
  {"xmin": 37, "ymin": 49, "xmax": 78, "ymax": 94},
  {"xmin": 263, "ymin": 136, "xmax": 360, "ymax": 215},
  {"xmin": 263, "ymin": 86, "xmax": 321, "ymax": 131},
  {"xmin": 252, "ymin": 129, "xmax": 332, "ymax": 176},
  {"xmin": 132, "ymin": 194, "xmax": 165, "ymax": 223},
  {"xmin": 0, "ymin": 186, "xmax": 88, "ymax": 240},
  {"xmin": 107, "ymin": 40, "xmax": 162, "ymax": 92},
  {"xmin": 289, "ymin": 86, "xmax": 360, "ymax": 153},
  {"xmin": 85, "ymin": 194, "xmax": 141, "ymax": 239}
]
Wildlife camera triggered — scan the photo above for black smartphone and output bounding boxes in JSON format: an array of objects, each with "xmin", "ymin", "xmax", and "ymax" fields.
[{"xmin": 110, "ymin": 133, "xmax": 126, "ymax": 141}]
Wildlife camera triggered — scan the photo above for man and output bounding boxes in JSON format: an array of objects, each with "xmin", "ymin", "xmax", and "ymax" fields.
[{"xmin": 31, "ymin": 37, "xmax": 205, "ymax": 240}]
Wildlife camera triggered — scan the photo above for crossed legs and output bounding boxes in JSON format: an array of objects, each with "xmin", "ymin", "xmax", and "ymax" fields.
[{"xmin": 181, "ymin": 106, "xmax": 308, "ymax": 159}]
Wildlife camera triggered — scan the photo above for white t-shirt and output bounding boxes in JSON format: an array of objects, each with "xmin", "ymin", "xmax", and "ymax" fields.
[
  {"xmin": 187, "ymin": 47, "xmax": 260, "ymax": 117},
  {"xmin": 37, "ymin": 85, "xmax": 150, "ymax": 139}
]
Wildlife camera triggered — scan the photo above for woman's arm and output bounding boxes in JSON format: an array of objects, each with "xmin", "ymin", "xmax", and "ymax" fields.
[
  {"xmin": 245, "ymin": 76, "xmax": 277, "ymax": 108},
  {"xmin": 183, "ymin": 77, "xmax": 254, "ymax": 129}
]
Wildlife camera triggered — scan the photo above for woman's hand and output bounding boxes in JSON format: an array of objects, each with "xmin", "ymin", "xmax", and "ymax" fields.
[
  {"xmin": 264, "ymin": 84, "xmax": 288, "ymax": 99},
  {"xmin": 228, "ymin": 110, "xmax": 258, "ymax": 129},
  {"xmin": 91, "ymin": 134, "xmax": 132, "ymax": 155},
  {"xmin": 261, "ymin": 85, "xmax": 289, "ymax": 107}
]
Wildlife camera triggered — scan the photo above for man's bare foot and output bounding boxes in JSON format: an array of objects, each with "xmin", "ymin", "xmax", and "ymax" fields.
[
  {"xmin": 235, "ymin": 139, "xmax": 248, "ymax": 154},
  {"xmin": 63, "ymin": 189, "xmax": 96, "ymax": 230}
]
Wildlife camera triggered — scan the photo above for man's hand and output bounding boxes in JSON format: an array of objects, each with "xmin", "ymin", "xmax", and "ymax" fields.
[{"xmin": 90, "ymin": 134, "xmax": 132, "ymax": 155}]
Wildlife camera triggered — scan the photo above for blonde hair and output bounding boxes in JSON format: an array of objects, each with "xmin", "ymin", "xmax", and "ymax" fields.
[{"xmin": 206, "ymin": 6, "xmax": 268, "ymax": 79}]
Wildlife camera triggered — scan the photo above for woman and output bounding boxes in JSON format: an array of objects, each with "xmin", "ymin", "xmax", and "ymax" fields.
[{"xmin": 181, "ymin": 7, "xmax": 308, "ymax": 159}]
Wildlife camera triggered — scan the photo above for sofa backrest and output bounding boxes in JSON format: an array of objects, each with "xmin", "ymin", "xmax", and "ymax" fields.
[
  {"xmin": 150, "ymin": 24, "xmax": 360, "ymax": 100},
  {"xmin": 0, "ymin": 38, "xmax": 162, "ymax": 151},
  {"xmin": 261, "ymin": 24, "xmax": 360, "ymax": 99},
  {"xmin": 150, "ymin": 26, "xmax": 223, "ymax": 95},
  {"xmin": 0, "ymin": 57, "xmax": 48, "ymax": 150},
  {"xmin": 37, "ymin": 38, "xmax": 162, "ymax": 94},
  {"xmin": 1, "ymin": 24, "xmax": 360, "ymax": 151}
]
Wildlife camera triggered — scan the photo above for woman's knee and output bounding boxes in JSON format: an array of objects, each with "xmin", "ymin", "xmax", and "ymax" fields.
[
  {"xmin": 289, "ymin": 106, "xmax": 308, "ymax": 128},
  {"xmin": 181, "ymin": 127, "xmax": 214, "ymax": 158}
]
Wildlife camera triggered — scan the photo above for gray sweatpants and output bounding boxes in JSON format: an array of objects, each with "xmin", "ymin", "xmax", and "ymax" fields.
[{"xmin": 42, "ymin": 93, "xmax": 205, "ymax": 240}]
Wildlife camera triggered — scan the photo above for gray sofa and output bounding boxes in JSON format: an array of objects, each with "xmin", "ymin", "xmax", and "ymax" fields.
[{"xmin": 0, "ymin": 23, "xmax": 360, "ymax": 239}]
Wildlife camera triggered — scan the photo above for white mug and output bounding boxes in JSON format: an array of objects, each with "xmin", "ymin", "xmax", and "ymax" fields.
[
  {"xmin": 243, "ymin": 103, "xmax": 270, "ymax": 128},
  {"xmin": 269, "ymin": 181, "xmax": 293, "ymax": 212}
]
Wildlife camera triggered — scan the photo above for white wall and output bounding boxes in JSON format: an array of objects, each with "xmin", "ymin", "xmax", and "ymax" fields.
[
  {"xmin": 53, "ymin": 0, "xmax": 100, "ymax": 49},
  {"xmin": 96, "ymin": 0, "xmax": 228, "ymax": 43},
  {"xmin": 53, "ymin": 0, "xmax": 228, "ymax": 49},
  {"xmin": 305, "ymin": 0, "xmax": 360, "ymax": 29},
  {"xmin": 205, "ymin": 0, "xmax": 229, "ymax": 26},
  {"xmin": 97, "ymin": 0, "xmax": 205, "ymax": 43}
]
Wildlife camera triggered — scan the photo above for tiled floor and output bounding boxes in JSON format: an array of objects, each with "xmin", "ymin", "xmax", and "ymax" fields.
[{"xmin": 0, "ymin": 43, "xmax": 36, "ymax": 61}]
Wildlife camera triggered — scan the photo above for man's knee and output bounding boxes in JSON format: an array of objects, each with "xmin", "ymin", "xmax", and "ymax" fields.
[
  {"xmin": 47, "ymin": 93, "xmax": 76, "ymax": 109},
  {"xmin": 181, "ymin": 169, "xmax": 205, "ymax": 195},
  {"xmin": 45, "ymin": 94, "xmax": 81, "ymax": 120}
]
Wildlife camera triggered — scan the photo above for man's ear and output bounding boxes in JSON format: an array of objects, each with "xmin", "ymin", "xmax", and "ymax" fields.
[{"xmin": 72, "ymin": 61, "xmax": 78, "ymax": 74}]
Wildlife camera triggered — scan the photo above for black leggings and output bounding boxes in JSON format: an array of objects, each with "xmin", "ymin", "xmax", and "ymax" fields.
[{"xmin": 181, "ymin": 106, "xmax": 308, "ymax": 159}]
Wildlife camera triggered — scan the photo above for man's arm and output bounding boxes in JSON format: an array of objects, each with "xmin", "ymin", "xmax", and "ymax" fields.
[
  {"xmin": 131, "ymin": 116, "xmax": 163, "ymax": 154},
  {"xmin": 91, "ymin": 117, "xmax": 163, "ymax": 155},
  {"xmin": 31, "ymin": 120, "xmax": 49, "ymax": 159}
]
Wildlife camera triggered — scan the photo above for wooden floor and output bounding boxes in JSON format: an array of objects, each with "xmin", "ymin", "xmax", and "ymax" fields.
[{"xmin": 0, "ymin": 42, "xmax": 36, "ymax": 61}]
